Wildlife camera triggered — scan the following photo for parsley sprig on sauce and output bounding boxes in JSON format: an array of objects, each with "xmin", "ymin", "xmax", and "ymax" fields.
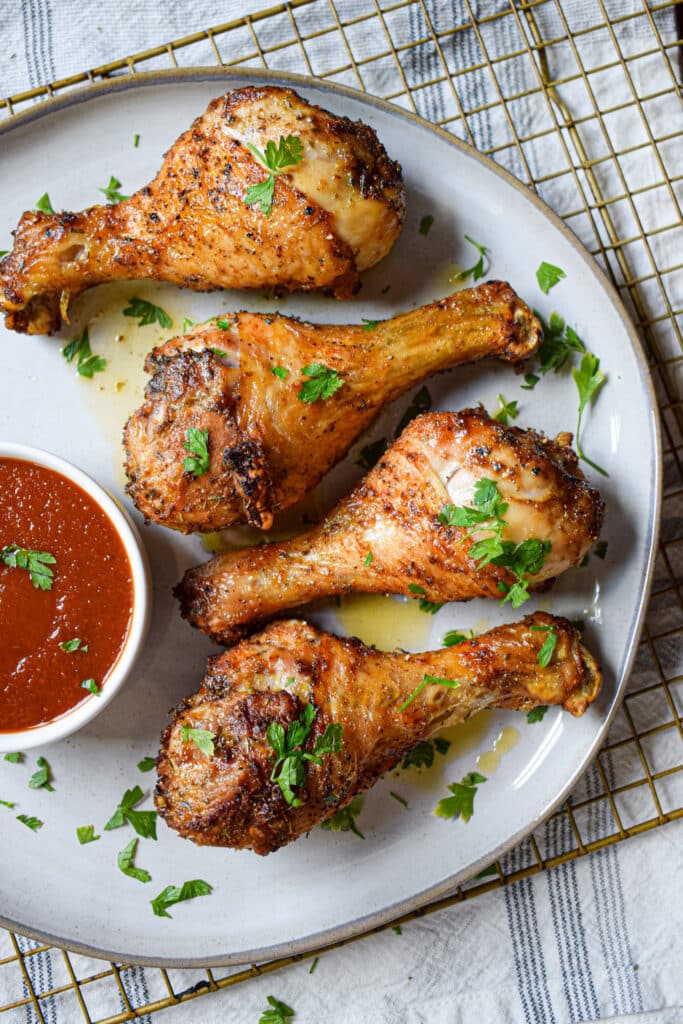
[
  {"xmin": 450, "ymin": 235, "xmax": 489, "ymax": 284},
  {"xmin": 123, "ymin": 297, "xmax": 172, "ymax": 329},
  {"xmin": 62, "ymin": 328, "xmax": 107, "ymax": 378},
  {"xmin": 0, "ymin": 544, "xmax": 55, "ymax": 590},
  {"xmin": 245, "ymin": 134, "xmax": 304, "ymax": 217},
  {"xmin": 267, "ymin": 704, "xmax": 343, "ymax": 807}
]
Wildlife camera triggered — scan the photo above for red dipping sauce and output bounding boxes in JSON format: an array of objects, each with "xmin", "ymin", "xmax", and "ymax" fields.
[{"xmin": 0, "ymin": 458, "xmax": 134, "ymax": 732}]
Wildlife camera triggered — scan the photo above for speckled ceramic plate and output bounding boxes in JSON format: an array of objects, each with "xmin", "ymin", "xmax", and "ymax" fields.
[{"xmin": 0, "ymin": 69, "xmax": 660, "ymax": 966}]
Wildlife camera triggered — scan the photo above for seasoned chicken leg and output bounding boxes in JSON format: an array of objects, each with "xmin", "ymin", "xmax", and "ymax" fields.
[
  {"xmin": 177, "ymin": 408, "xmax": 605, "ymax": 644},
  {"xmin": 124, "ymin": 281, "xmax": 541, "ymax": 532},
  {"xmin": 0, "ymin": 86, "xmax": 405, "ymax": 334},
  {"xmin": 155, "ymin": 613, "xmax": 601, "ymax": 854}
]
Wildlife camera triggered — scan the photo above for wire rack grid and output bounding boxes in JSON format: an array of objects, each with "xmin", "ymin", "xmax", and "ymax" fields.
[{"xmin": 0, "ymin": 1, "xmax": 682, "ymax": 1020}]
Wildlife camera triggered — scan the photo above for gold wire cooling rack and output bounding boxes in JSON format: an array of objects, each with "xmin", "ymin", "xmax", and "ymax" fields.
[{"xmin": 1, "ymin": 0, "xmax": 682, "ymax": 1019}]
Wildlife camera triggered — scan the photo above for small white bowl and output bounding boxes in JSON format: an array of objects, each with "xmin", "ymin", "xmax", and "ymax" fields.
[{"xmin": 0, "ymin": 444, "xmax": 151, "ymax": 751}]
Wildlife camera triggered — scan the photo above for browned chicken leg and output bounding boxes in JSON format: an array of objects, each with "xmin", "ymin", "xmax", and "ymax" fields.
[
  {"xmin": 124, "ymin": 281, "xmax": 541, "ymax": 533},
  {"xmin": 177, "ymin": 408, "xmax": 605, "ymax": 645},
  {"xmin": 155, "ymin": 613, "xmax": 601, "ymax": 854},
  {"xmin": 0, "ymin": 86, "xmax": 405, "ymax": 334}
]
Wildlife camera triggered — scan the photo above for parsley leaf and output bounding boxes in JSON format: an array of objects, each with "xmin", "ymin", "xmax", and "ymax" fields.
[
  {"xmin": 399, "ymin": 674, "xmax": 461, "ymax": 713},
  {"xmin": 17, "ymin": 814, "xmax": 43, "ymax": 831},
  {"xmin": 390, "ymin": 791, "xmax": 408, "ymax": 808},
  {"xmin": 98, "ymin": 175, "xmax": 129, "ymax": 204},
  {"xmin": 321, "ymin": 795, "xmax": 365, "ymax": 839},
  {"xmin": 451, "ymin": 235, "xmax": 489, "ymax": 284},
  {"xmin": 419, "ymin": 599, "xmax": 443, "ymax": 614},
  {"xmin": 104, "ymin": 785, "xmax": 157, "ymax": 839},
  {"xmin": 356, "ymin": 437, "xmax": 388, "ymax": 470},
  {"xmin": 133, "ymin": 133, "xmax": 140, "ymax": 148},
  {"xmin": 573, "ymin": 351, "xmax": 608, "ymax": 476},
  {"xmin": 594, "ymin": 540, "xmax": 608, "ymax": 559},
  {"xmin": 364, "ymin": 551, "xmax": 373, "ymax": 566},
  {"xmin": 118, "ymin": 837, "xmax": 151, "ymax": 883},
  {"xmin": 267, "ymin": 704, "xmax": 343, "ymax": 807},
  {"xmin": 1, "ymin": 544, "xmax": 55, "ymax": 590},
  {"xmin": 81, "ymin": 678, "xmax": 100, "ymax": 695},
  {"xmin": 137, "ymin": 757, "xmax": 156, "ymax": 773},
  {"xmin": 298, "ymin": 364, "xmax": 344, "ymax": 403},
  {"xmin": 35, "ymin": 193, "xmax": 54, "ymax": 214},
  {"xmin": 60, "ymin": 638, "xmax": 87, "ymax": 653},
  {"xmin": 271, "ymin": 366, "xmax": 289, "ymax": 381},
  {"xmin": 182, "ymin": 427, "xmax": 210, "ymax": 477},
  {"xmin": 182, "ymin": 317, "xmax": 194, "ymax": 333},
  {"xmin": 419, "ymin": 214, "xmax": 434, "ymax": 236},
  {"xmin": 0, "ymin": 800, "xmax": 15, "ymax": 809},
  {"xmin": 521, "ymin": 373, "xmax": 540, "ymax": 391},
  {"xmin": 401, "ymin": 737, "xmax": 450, "ymax": 770},
  {"xmin": 150, "ymin": 879, "xmax": 212, "ymax": 918},
  {"xmin": 4, "ymin": 752, "xmax": 22, "ymax": 764},
  {"xmin": 77, "ymin": 825, "xmax": 100, "ymax": 844},
  {"xmin": 62, "ymin": 327, "xmax": 107, "ymax": 378},
  {"xmin": 123, "ymin": 297, "xmax": 172, "ymax": 329},
  {"xmin": 493, "ymin": 394, "xmax": 518, "ymax": 425},
  {"xmin": 408, "ymin": 584, "xmax": 425, "ymax": 595},
  {"xmin": 361, "ymin": 318, "xmax": 380, "ymax": 331},
  {"xmin": 533, "ymin": 311, "xmax": 586, "ymax": 377},
  {"xmin": 0, "ymin": 250, "xmax": 8, "ymax": 258},
  {"xmin": 527, "ymin": 706, "xmax": 549, "ymax": 724},
  {"xmin": 258, "ymin": 995, "xmax": 295, "ymax": 1024},
  {"xmin": 245, "ymin": 134, "xmax": 304, "ymax": 217},
  {"xmin": 28, "ymin": 756, "xmax": 54, "ymax": 792},
  {"xmin": 395, "ymin": 385, "xmax": 431, "ymax": 437},
  {"xmin": 180, "ymin": 723, "xmax": 215, "ymax": 758},
  {"xmin": 434, "ymin": 771, "xmax": 486, "ymax": 823},
  {"xmin": 442, "ymin": 630, "xmax": 468, "ymax": 647},
  {"xmin": 536, "ymin": 261, "xmax": 566, "ymax": 294},
  {"xmin": 531, "ymin": 624, "xmax": 558, "ymax": 667}
]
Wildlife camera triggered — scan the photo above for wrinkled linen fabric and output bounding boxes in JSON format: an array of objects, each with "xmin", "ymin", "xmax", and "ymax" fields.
[{"xmin": 1, "ymin": 2, "xmax": 681, "ymax": 1022}]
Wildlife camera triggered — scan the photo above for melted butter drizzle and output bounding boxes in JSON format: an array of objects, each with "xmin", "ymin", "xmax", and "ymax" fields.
[{"xmin": 476, "ymin": 726, "xmax": 520, "ymax": 775}]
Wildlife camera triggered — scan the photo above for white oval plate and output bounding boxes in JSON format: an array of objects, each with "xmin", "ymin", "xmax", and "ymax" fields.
[{"xmin": 0, "ymin": 70, "xmax": 660, "ymax": 966}]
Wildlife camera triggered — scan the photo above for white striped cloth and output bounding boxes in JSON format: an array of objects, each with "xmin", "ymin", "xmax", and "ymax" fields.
[{"xmin": 1, "ymin": 2, "xmax": 681, "ymax": 1023}]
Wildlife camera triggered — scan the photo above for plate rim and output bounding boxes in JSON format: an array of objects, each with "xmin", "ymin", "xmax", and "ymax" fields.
[{"xmin": 0, "ymin": 65, "xmax": 663, "ymax": 968}]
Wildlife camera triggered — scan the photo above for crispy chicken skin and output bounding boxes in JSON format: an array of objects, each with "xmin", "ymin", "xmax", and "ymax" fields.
[
  {"xmin": 0, "ymin": 86, "xmax": 405, "ymax": 334},
  {"xmin": 177, "ymin": 408, "xmax": 605, "ymax": 645},
  {"xmin": 155, "ymin": 613, "xmax": 601, "ymax": 854},
  {"xmin": 124, "ymin": 281, "xmax": 541, "ymax": 532}
]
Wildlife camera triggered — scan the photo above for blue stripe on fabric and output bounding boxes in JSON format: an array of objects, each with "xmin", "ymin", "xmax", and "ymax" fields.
[{"xmin": 504, "ymin": 845, "xmax": 557, "ymax": 1024}]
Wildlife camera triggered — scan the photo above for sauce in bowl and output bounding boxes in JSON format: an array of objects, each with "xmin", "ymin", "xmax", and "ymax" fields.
[{"xmin": 0, "ymin": 457, "xmax": 134, "ymax": 732}]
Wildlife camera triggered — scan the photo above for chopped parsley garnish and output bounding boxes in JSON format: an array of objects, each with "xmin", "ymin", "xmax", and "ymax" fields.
[
  {"xmin": 123, "ymin": 297, "xmax": 172, "ymax": 329},
  {"xmin": 493, "ymin": 394, "xmax": 518, "ymax": 425},
  {"xmin": 28, "ymin": 756, "xmax": 54, "ymax": 791},
  {"xmin": 137, "ymin": 757, "xmax": 156, "ymax": 773},
  {"xmin": 309, "ymin": 957, "xmax": 319, "ymax": 974},
  {"xmin": 536, "ymin": 261, "xmax": 566, "ymax": 294},
  {"xmin": 419, "ymin": 214, "xmax": 434, "ymax": 236},
  {"xmin": 395, "ymin": 385, "xmax": 431, "ymax": 437},
  {"xmin": 98, "ymin": 175, "xmax": 129, "ymax": 204},
  {"xmin": 182, "ymin": 317, "xmax": 194, "ymax": 333},
  {"xmin": 180, "ymin": 723, "xmax": 215, "ymax": 758},
  {"xmin": 356, "ymin": 437, "xmax": 388, "ymax": 470},
  {"xmin": 408, "ymin": 583, "xmax": 425, "ymax": 596},
  {"xmin": 298, "ymin": 364, "xmax": 344, "ymax": 403},
  {"xmin": 392, "ymin": 924, "xmax": 402, "ymax": 934},
  {"xmin": 434, "ymin": 771, "xmax": 486, "ymax": 823},
  {"xmin": 4, "ymin": 752, "xmax": 22, "ymax": 764},
  {"xmin": 438, "ymin": 478, "xmax": 550, "ymax": 609},
  {"xmin": 521, "ymin": 373, "xmax": 540, "ymax": 391},
  {"xmin": 60, "ymin": 638, "xmax": 88, "ymax": 653},
  {"xmin": 527, "ymin": 706, "xmax": 549, "ymax": 724},
  {"xmin": 35, "ymin": 193, "xmax": 54, "ymax": 214},
  {"xmin": 118, "ymin": 837, "xmax": 151, "ymax": 883},
  {"xmin": 267, "ymin": 703, "xmax": 343, "ymax": 807},
  {"xmin": 77, "ymin": 825, "xmax": 100, "ymax": 844},
  {"xmin": 321, "ymin": 795, "xmax": 365, "ymax": 839},
  {"xmin": 390, "ymin": 791, "xmax": 409, "ymax": 809},
  {"xmin": 531, "ymin": 624, "xmax": 559, "ymax": 667},
  {"xmin": 573, "ymin": 351, "xmax": 608, "ymax": 476},
  {"xmin": 211, "ymin": 347, "xmax": 227, "ymax": 358},
  {"xmin": 442, "ymin": 630, "xmax": 468, "ymax": 647},
  {"xmin": 364, "ymin": 551, "xmax": 373, "ymax": 566},
  {"xmin": 271, "ymin": 365, "xmax": 289, "ymax": 381},
  {"xmin": 399, "ymin": 674, "xmax": 461, "ymax": 713},
  {"xmin": 419, "ymin": 599, "xmax": 443, "ymax": 614},
  {"xmin": 62, "ymin": 327, "xmax": 107, "ymax": 378},
  {"xmin": 17, "ymin": 814, "xmax": 43, "ymax": 831},
  {"xmin": 401, "ymin": 737, "xmax": 451, "ymax": 770},
  {"xmin": 133, "ymin": 133, "xmax": 140, "ymax": 148},
  {"xmin": 104, "ymin": 785, "xmax": 157, "ymax": 839},
  {"xmin": 533, "ymin": 311, "xmax": 585, "ymax": 377},
  {"xmin": 0, "ymin": 800, "xmax": 15, "ymax": 809},
  {"xmin": 258, "ymin": 995, "xmax": 295, "ymax": 1024},
  {"xmin": 0, "ymin": 250, "xmax": 8, "ymax": 258},
  {"xmin": 183, "ymin": 427, "xmax": 210, "ymax": 477},
  {"xmin": 476, "ymin": 863, "xmax": 498, "ymax": 879},
  {"xmin": 451, "ymin": 235, "xmax": 489, "ymax": 284},
  {"xmin": 594, "ymin": 540, "xmax": 608, "ymax": 559},
  {"xmin": 361, "ymin": 318, "xmax": 380, "ymax": 331},
  {"xmin": 215, "ymin": 318, "xmax": 231, "ymax": 330},
  {"xmin": 150, "ymin": 879, "xmax": 212, "ymax": 918},
  {"xmin": 245, "ymin": 134, "xmax": 304, "ymax": 217},
  {"xmin": 81, "ymin": 678, "xmax": 100, "ymax": 695},
  {"xmin": 1, "ymin": 544, "xmax": 55, "ymax": 591}
]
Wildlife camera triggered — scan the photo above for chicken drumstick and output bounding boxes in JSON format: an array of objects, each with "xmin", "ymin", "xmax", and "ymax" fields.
[
  {"xmin": 177, "ymin": 408, "xmax": 605, "ymax": 645},
  {"xmin": 155, "ymin": 613, "xmax": 601, "ymax": 855},
  {"xmin": 124, "ymin": 281, "xmax": 541, "ymax": 533},
  {"xmin": 0, "ymin": 86, "xmax": 405, "ymax": 334}
]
